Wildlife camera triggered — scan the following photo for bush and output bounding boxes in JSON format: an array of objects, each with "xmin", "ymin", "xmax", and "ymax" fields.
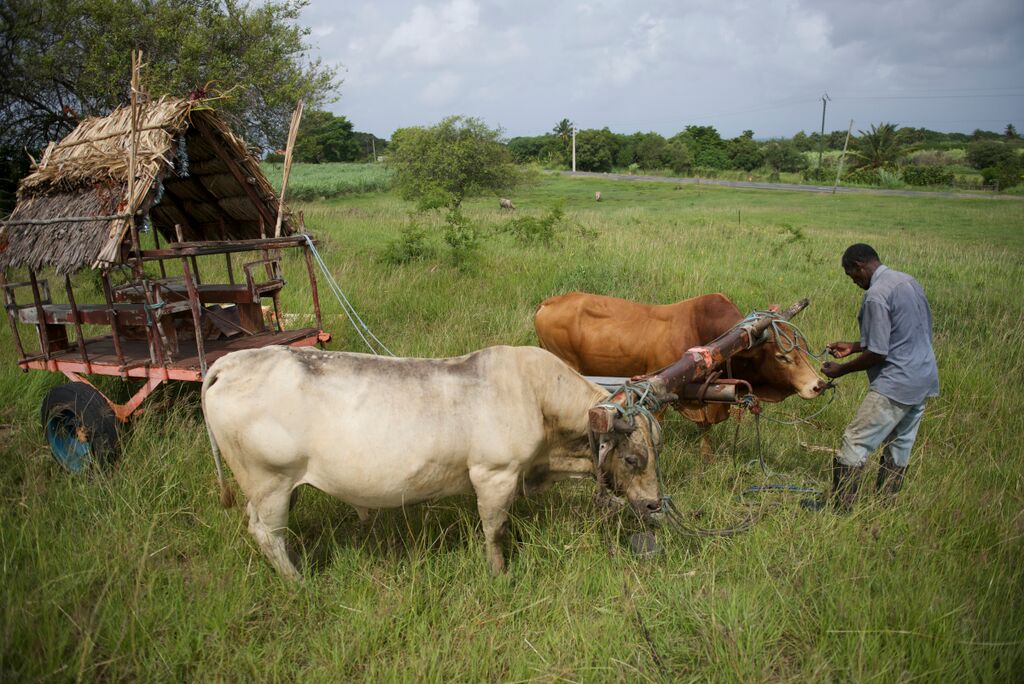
[
  {"xmin": 382, "ymin": 223, "xmax": 435, "ymax": 265},
  {"xmin": 902, "ymin": 166, "xmax": 955, "ymax": 187},
  {"xmin": 500, "ymin": 203, "xmax": 566, "ymax": 245},
  {"xmin": 981, "ymin": 160, "xmax": 1022, "ymax": 190},
  {"xmin": 966, "ymin": 141, "xmax": 1017, "ymax": 170},
  {"xmin": 844, "ymin": 167, "xmax": 880, "ymax": 185}
]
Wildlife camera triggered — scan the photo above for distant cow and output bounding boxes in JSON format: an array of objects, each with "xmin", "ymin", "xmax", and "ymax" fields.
[
  {"xmin": 202, "ymin": 345, "xmax": 663, "ymax": 578},
  {"xmin": 595, "ymin": 191, "xmax": 602, "ymax": 202},
  {"xmin": 499, "ymin": 198, "xmax": 516, "ymax": 210},
  {"xmin": 534, "ymin": 292, "xmax": 826, "ymax": 458}
]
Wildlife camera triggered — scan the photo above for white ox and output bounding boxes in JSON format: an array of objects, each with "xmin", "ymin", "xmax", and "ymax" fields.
[{"xmin": 202, "ymin": 345, "xmax": 663, "ymax": 578}]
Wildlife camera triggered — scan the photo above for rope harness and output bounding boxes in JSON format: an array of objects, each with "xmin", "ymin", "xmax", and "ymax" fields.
[
  {"xmin": 302, "ymin": 234, "xmax": 394, "ymax": 356},
  {"xmin": 602, "ymin": 310, "xmax": 838, "ymax": 539}
]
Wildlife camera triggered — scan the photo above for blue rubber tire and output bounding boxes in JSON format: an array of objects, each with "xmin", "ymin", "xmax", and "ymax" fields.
[{"xmin": 40, "ymin": 383, "xmax": 119, "ymax": 473}]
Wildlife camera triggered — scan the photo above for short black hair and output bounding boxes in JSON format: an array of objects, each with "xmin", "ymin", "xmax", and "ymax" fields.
[{"xmin": 842, "ymin": 243, "xmax": 879, "ymax": 268}]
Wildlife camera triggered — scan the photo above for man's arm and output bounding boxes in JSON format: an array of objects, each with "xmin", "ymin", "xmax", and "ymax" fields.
[{"xmin": 821, "ymin": 350, "xmax": 885, "ymax": 379}]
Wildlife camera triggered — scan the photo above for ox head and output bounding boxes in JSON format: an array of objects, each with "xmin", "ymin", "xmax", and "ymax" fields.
[
  {"xmin": 739, "ymin": 322, "xmax": 827, "ymax": 401},
  {"xmin": 588, "ymin": 404, "xmax": 664, "ymax": 523}
]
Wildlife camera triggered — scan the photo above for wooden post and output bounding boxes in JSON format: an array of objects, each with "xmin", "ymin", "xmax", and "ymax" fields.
[
  {"xmin": 64, "ymin": 274, "xmax": 92, "ymax": 373},
  {"xmin": 28, "ymin": 270, "xmax": 51, "ymax": 359},
  {"xmin": 179, "ymin": 256, "xmax": 208, "ymax": 377},
  {"xmin": 302, "ymin": 243, "xmax": 323, "ymax": 335},
  {"xmin": 100, "ymin": 270, "xmax": 127, "ymax": 371},
  {"xmin": 275, "ymin": 101, "xmax": 303, "ymax": 238},
  {"xmin": 0, "ymin": 271, "xmax": 27, "ymax": 362}
]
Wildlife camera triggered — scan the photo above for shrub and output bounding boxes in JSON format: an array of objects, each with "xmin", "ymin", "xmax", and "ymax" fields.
[
  {"xmin": 966, "ymin": 140, "xmax": 1017, "ymax": 170},
  {"xmin": 981, "ymin": 160, "xmax": 1022, "ymax": 190},
  {"xmin": 500, "ymin": 203, "xmax": 566, "ymax": 245},
  {"xmin": 844, "ymin": 167, "xmax": 880, "ymax": 185},
  {"xmin": 382, "ymin": 223, "xmax": 435, "ymax": 265},
  {"xmin": 902, "ymin": 166, "xmax": 955, "ymax": 187}
]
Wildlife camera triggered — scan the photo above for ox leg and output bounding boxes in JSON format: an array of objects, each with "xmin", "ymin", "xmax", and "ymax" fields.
[
  {"xmin": 470, "ymin": 468, "xmax": 518, "ymax": 575},
  {"xmin": 247, "ymin": 487, "xmax": 301, "ymax": 581}
]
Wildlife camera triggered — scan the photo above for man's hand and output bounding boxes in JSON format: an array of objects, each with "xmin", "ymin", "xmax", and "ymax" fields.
[
  {"xmin": 821, "ymin": 360, "xmax": 844, "ymax": 379},
  {"xmin": 826, "ymin": 341, "xmax": 858, "ymax": 358}
]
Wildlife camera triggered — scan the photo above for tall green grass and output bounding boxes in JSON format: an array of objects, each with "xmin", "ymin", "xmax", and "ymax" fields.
[
  {"xmin": 1, "ymin": 176, "xmax": 1022, "ymax": 680},
  {"xmin": 261, "ymin": 162, "xmax": 392, "ymax": 200}
]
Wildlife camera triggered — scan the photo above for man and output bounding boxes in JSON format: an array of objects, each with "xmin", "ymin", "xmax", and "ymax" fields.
[{"xmin": 813, "ymin": 243, "xmax": 940, "ymax": 513}]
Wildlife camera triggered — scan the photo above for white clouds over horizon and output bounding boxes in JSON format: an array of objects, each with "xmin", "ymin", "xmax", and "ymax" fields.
[{"xmin": 300, "ymin": 0, "xmax": 1024, "ymax": 139}]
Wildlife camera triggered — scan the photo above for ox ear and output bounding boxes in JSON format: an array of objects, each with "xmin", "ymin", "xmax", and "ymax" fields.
[{"xmin": 597, "ymin": 435, "xmax": 616, "ymax": 467}]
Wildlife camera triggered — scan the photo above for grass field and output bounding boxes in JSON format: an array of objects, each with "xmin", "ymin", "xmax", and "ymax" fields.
[{"xmin": 2, "ymin": 172, "xmax": 1023, "ymax": 681}]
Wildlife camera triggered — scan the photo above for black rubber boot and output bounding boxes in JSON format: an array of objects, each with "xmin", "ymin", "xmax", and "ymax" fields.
[
  {"xmin": 876, "ymin": 458, "xmax": 907, "ymax": 503},
  {"xmin": 801, "ymin": 458, "xmax": 862, "ymax": 512},
  {"xmin": 832, "ymin": 459, "xmax": 863, "ymax": 514}
]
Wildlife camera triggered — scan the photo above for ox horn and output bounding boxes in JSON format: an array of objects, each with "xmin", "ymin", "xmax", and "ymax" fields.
[
  {"xmin": 613, "ymin": 416, "xmax": 636, "ymax": 433},
  {"xmin": 589, "ymin": 405, "xmax": 617, "ymax": 434},
  {"xmin": 780, "ymin": 298, "xmax": 810, "ymax": 321}
]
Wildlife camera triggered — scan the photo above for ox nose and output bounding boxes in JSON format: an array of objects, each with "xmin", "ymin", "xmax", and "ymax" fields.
[
  {"xmin": 644, "ymin": 499, "xmax": 662, "ymax": 514},
  {"xmin": 813, "ymin": 379, "xmax": 829, "ymax": 394}
]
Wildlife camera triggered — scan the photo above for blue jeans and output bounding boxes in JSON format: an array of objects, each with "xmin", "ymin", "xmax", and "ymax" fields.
[{"xmin": 837, "ymin": 390, "xmax": 927, "ymax": 468}]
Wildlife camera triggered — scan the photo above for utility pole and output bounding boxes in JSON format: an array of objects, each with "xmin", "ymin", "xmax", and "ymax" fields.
[
  {"xmin": 833, "ymin": 119, "xmax": 854, "ymax": 194},
  {"xmin": 817, "ymin": 93, "xmax": 831, "ymax": 171},
  {"xmin": 572, "ymin": 126, "xmax": 577, "ymax": 173}
]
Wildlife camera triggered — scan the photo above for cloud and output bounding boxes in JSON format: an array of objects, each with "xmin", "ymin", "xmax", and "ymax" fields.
[
  {"xmin": 420, "ymin": 72, "xmax": 463, "ymax": 107},
  {"xmin": 381, "ymin": 0, "xmax": 480, "ymax": 67}
]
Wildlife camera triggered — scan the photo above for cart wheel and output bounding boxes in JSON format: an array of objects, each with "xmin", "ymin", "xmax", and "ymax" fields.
[{"xmin": 40, "ymin": 383, "xmax": 119, "ymax": 472}]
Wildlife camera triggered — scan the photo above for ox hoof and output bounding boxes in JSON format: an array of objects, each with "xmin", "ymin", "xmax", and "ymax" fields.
[{"xmin": 627, "ymin": 531, "xmax": 662, "ymax": 558}]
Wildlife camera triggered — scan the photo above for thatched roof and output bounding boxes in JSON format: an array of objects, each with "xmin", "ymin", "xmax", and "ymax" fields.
[{"xmin": 0, "ymin": 96, "xmax": 297, "ymax": 274}]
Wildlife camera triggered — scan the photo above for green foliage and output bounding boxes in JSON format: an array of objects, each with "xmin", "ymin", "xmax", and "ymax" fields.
[
  {"xmin": 293, "ymin": 110, "xmax": 359, "ymax": 163},
  {"xmin": 672, "ymin": 125, "xmax": 729, "ymax": 169},
  {"xmin": 441, "ymin": 206, "xmax": 479, "ymax": 266},
  {"xmin": 901, "ymin": 166, "xmax": 955, "ymax": 187},
  {"xmin": 843, "ymin": 166, "xmax": 881, "ymax": 185},
  {"xmin": 388, "ymin": 116, "xmax": 523, "ymax": 209},
  {"xmin": 762, "ymin": 140, "xmax": 807, "ymax": 172},
  {"xmin": 981, "ymin": 159, "xmax": 1022, "ymax": 190},
  {"xmin": 573, "ymin": 128, "xmax": 617, "ymax": 172},
  {"xmin": 382, "ymin": 222, "xmax": 435, "ymax": 265},
  {"xmin": 0, "ymin": 0, "xmax": 338, "ymax": 154},
  {"xmin": 966, "ymin": 140, "xmax": 1017, "ymax": 170},
  {"xmin": 851, "ymin": 123, "xmax": 904, "ymax": 170},
  {"xmin": 261, "ymin": 162, "xmax": 391, "ymax": 200},
  {"xmin": 666, "ymin": 140, "xmax": 693, "ymax": 174},
  {"xmin": 507, "ymin": 134, "xmax": 562, "ymax": 165},
  {"xmin": 499, "ymin": 202, "xmax": 570, "ymax": 245},
  {"xmin": 727, "ymin": 130, "xmax": 762, "ymax": 171}
]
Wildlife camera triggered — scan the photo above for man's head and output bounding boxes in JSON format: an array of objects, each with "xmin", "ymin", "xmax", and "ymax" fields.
[{"xmin": 841, "ymin": 243, "xmax": 881, "ymax": 290}]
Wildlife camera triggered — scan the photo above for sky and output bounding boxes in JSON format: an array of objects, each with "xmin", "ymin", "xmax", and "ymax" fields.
[{"xmin": 298, "ymin": 0, "xmax": 1024, "ymax": 140}]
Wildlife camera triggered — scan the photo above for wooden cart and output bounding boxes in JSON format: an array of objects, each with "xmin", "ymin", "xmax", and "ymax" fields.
[{"xmin": 0, "ymin": 95, "xmax": 329, "ymax": 471}]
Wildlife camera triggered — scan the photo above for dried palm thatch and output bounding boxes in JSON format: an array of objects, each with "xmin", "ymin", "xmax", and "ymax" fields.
[{"xmin": 0, "ymin": 96, "xmax": 296, "ymax": 274}]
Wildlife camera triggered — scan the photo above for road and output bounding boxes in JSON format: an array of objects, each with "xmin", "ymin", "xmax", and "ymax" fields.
[{"xmin": 563, "ymin": 170, "xmax": 1023, "ymax": 200}]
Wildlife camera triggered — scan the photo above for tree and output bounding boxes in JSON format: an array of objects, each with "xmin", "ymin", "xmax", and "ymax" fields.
[
  {"xmin": 553, "ymin": 118, "xmax": 574, "ymax": 152},
  {"xmin": 850, "ymin": 123, "xmax": 904, "ymax": 169},
  {"xmin": 1005, "ymin": 124, "xmax": 1018, "ymax": 140},
  {"xmin": 728, "ymin": 130, "xmax": 762, "ymax": 171},
  {"xmin": 762, "ymin": 140, "xmax": 807, "ymax": 173},
  {"xmin": 0, "ymin": 0, "xmax": 338, "ymax": 159},
  {"xmin": 672, "ymin": 125, "xmax": 728, "ymax": 169},
  {"xmin": 635, "ymin": 132, "xmax": 669, "ymax": 169},
  {"xmin": 573, "ymin": 128, "xmax": 616, "ymax": 172},
  {"xmin": 966, "ymin": 140, "xmax": 1017, "ymax": 170},
  {"xmin": 388, "ymin": 116, "xmax": 524, "ymax": 209},
  {"xmin": 293, "ymin": 110, "xmax": 359, "ymax": 163}
]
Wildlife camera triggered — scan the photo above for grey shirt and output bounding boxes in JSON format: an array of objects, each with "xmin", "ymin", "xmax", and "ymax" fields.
[{"xmin": 859, "ymin": 264, "xmax": 940, "ymax": 405}]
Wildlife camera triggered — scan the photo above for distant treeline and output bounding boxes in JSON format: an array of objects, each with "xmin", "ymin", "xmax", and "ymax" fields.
[{"xmin": 505, "ymin": 123, "xmax": 1022, "ymax": 177}]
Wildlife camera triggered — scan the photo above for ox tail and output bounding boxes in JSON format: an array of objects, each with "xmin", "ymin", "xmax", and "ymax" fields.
[{"xmin": 200, "ymin": 366, "xmax": 236, "ymax": 508}]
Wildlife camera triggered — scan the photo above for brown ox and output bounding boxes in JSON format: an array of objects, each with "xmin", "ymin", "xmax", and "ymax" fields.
[{"xmin": 534, "ymin": 292, "xmax": 826, "ymax": 457}]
